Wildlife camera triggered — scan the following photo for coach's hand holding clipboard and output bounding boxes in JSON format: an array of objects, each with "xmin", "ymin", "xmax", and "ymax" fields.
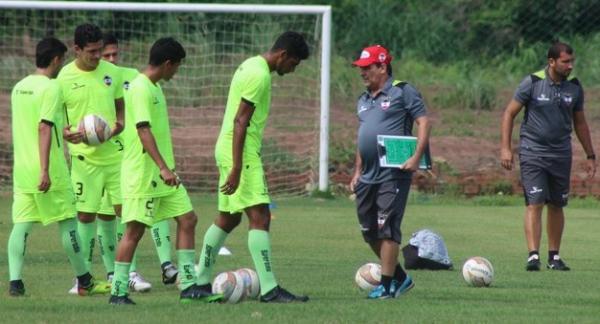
[{"xmin": 377, "ymin": 135, "xmax": 432, "ymax": 171}]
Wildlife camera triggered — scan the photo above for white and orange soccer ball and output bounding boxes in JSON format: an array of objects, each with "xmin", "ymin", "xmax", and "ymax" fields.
[
  {"xmin": 78, "ymin": 114, "xmax": 111, "ymax": 146},
  {"xmin": 462, "ymin": 256, "xmax": 494, "ymax": 287},
  {"xmin": 236, "ymin": 268, "xmax": 260, "ymax": 299},
  {"xmin": 212, "ymin": 271, "xmax": 244, "ymax": 303},
  {"xmin": 355, "ymin": 263, "xmax": 381, "ymax": 291}
]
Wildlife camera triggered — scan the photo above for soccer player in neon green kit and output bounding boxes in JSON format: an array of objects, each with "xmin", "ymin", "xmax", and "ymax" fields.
[
  {"xmin": 57, "ymin": 23, "xmax": 124, "ymax": 291},
  {"xmin": 109, "ymin": 37, "xmax": 221, "ymax": 305},
  {"xmin": 196, "ymin": 31, "xmax": 310, "ymax": 303},
  {"xmin": 7, "ymin": 37, "xmax": 109, "ymax": 297}
]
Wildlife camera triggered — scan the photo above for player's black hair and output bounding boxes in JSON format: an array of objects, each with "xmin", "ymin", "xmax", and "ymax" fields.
[
  {"xmin": 271, "ymin": 31, "xmax": 310, "ymax": 60},
  {"xmin": 148, "ymin": 37, "xmax": 186, "ymax": 66},
  {"xmin": 102, "ymin": 32, "xmax": 118, "ymax": 47},
  {"xmin": 547, "ymin": 41, "xmax": 573, "ymax": 60},
  {"xmin": 74, "ymin": 23, "xmax": 103, "ymax": 49},
  {"xmin": 36, "ymin": 37, "xmax": 67, "ymax": 68}
]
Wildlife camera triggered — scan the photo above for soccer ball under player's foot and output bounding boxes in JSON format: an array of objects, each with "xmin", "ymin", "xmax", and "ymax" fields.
[
  {"xmin": 109, "ymin": 294, "xmax": 136, "ymax": 305},
  {"xmin": 78, "ymin": 279, "xmax": 111, "ymax": 296},
  {"xmin": 259, "ymin": 286, "xmax": 309, "ymax": 303},
  {"xmin": 128, "ymin": 272, "xmax": 152, "ymax": 292},
  {"xmin": 161, "ymin": 262, "xmax": 178, "ymax": 285},
  {"xmin": 180, "ymin": 284, "xmax": 223, "ymax": 304},
  {"xmin": 9, "ymin": 280, "xmax": 25, "ymax": 297}
]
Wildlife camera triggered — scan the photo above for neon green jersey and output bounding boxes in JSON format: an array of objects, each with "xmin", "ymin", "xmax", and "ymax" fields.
[
  {"xmin": 11, "ymin": 75, "xmax": 70, "ymax": 193},
  {"xmin": 122, "ymin": 74, "xmax": 176, "ymax": 198},
  {"xmin": 110, "ymin": 66, "xmax": 139, "ymax": 153},
  {"xmin": 120, "ymin": 66, "xmax": 139, "ymax": 91},
  {"xmin": 215, "ymin": 55, "xmax": 272, "ymax": 167},
  {"xmin": 57, "ymin": 60, "xmax": 123, "ymax": 165}
]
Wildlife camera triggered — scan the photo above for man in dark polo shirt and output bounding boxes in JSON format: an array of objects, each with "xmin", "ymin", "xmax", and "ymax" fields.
[
  {"xmin": 350, "ymin": 45, "xmax": 431, "ymax": 299},
  {"xmin": 501, "ymin": 41, "xmax": 596, "ymax": 271}
]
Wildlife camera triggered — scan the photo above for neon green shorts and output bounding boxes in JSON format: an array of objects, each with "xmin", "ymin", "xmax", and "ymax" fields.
[
  {"xmin": 122, "ymin": 185, "xmax": 193, "ymax": 226},
  {"xmin": 12, "ymin": 190, "xmax": 77, "ymax": 226},
  {"xmin": 71, "ymin": 156, "xmax": 121, "ymax": 213},
  {"xmin": 97, "ymin": 189, "xmax": 116, "ymax": 216},
  {"xmin": 217, "ymin": 164, "xmax": 271, "ymax": 214}
]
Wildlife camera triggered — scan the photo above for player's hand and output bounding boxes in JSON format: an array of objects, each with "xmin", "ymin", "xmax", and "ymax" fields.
[
  {"xmin": 38, "ymin": 171, "xmax": 51, "ymax": 193},
  {"xmin": 349, "ymin": 172, "xmax": 360, "ymax": 192},
  {"xmin": 160, "ymin": 168, "xmax": 180, "ymax": 187},
  {"xmin": 500, "ymin": 147, "xmax": 513, "ymax": 170},
  {"xmin": 400, "ymin": 156, "xmax": 419, "ymax": 172},
  {"xmin": 585, "ymin": 159, "xmax": 597, "ymax": 179},
  {"xmin": 111, "ymin": 121, "xmax": 124, "ymax": 138},
  {"xmin": 63, "ymin": 125, "xmax": 84, "ymax": 144},
  {"xmin": 220, "ymin": 167, "xmax": 241, "ymax": 195}
]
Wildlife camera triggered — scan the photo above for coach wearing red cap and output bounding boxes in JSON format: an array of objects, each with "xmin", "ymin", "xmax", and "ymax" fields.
[{"xmin": 349, "ymin": 45, "xmax": 431, "ymax": 299}]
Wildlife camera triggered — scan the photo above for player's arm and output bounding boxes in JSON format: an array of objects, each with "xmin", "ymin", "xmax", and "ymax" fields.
[
  {"xmin": 221, "ymin": 99, "xmax": 255, "ymax": 195},
  {"xmin": 137, "ymin": 123, "xmax": 179, "ymax": 187},
  {"xmin": 350, "ymin": 149, "xmax": 362, "ymax": 192},
  {"xmin": 500, "ymin": 99, "xmax": 524, "ymax": 171},
  {"xmin": 38, "ymin": 120, "xmax": 53, "ymax": 192},
  {"xmin": 573, "ymin": 110, "xmax": 596, "ymax": 179},
  {"xmin": 112, "ymin": 97, "xmax": 125, "ymax": 137}
]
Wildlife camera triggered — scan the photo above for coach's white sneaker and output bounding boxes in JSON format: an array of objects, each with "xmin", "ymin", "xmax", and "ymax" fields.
[
  {"xmin": 128, "ymin": 272, "xmax": 152, "ymax": 292},
  {"xmin": 68, "ymin": 278, "xmax": 78, "ymax": 295}
]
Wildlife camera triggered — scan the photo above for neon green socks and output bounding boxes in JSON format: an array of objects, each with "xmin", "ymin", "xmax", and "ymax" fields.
[
  {"xmin": 111, "ymin": 262, "xmax": 130, "ymax": 297},
  {"xmin": 96, "ymin": 218, "xmax": 116, "ymax": 274},
  {"xmin": 7, "ymin": 222, "xmax": 33, "ymax": 281},
  {"xmin": 196, "ymin": 224, "xmax": 228, "ymax": 285},
  {"xmin": 59, "ymin": 218, "xmax": 88, "ymax": 276},
  {"xmin": 177, "ymin": 249, "xmax": 196, "ymax": 290},
  {"xmin": 77, "ymin": 220, "xmax": 96, "ymax": 271},
  {"xmin": 248, "ymin": 229, "xmax": 277, "ymax": 295},
  {"xmin": 151, "ymin": 220, "xmax": 173, "ymax": 266}
]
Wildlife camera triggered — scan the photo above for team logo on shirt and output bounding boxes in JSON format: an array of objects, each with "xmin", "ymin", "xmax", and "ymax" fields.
[
  {"xmin": 381, "ymin": 98, "xmax": 391, "ymax": 110},
  {"xmin": 536, "ymin": 93, "xmax": 550, "ymax": 101},
  {"xmin": 358, "ymin": 105, "xmax": 368, "ymax": 113},
  {"xmin": 103, "ymin": 75, "xmax": 112, "ymax": 86},
  {"xmin": 123, "ymin": 81, "xmax": 130, "ymax": 90},
  {"xmin": 562, "ymin": 94, "xmax": 573, "ymax": 104}
]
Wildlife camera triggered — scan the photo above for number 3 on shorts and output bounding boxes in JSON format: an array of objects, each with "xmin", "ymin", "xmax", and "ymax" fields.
[{"xmin": 145, "ymin": 198, "xmax": 155, "ymax": 218}]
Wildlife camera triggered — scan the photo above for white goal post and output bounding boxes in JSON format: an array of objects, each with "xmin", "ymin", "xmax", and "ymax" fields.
[{"xmin": 0, "ymin": 0, "xmax": 331, "ymax": 194}]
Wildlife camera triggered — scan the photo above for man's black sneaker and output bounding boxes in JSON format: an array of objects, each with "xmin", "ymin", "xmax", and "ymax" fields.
[
  {"xmin": 259, "ymin": 286, "xmax": 309, "ymax": 303},
  {"xmin": 180, "ymin": 284, "xmax": 223, "ymax": 304},
  {"xmin": 109, "ymin": 294, "xmax": 136, "ymax": 305},
  {"xmin": 9, "ymin": 280, "xmax": 25, "ymax": 296},
  {"xmin": 161, "ymin": 262, "xmax": 178, "ymax": 285},
  {"xmin": 526, "ymin": 254, "xmax": 541, "ymax": 271},
  {"xmin": 547, "ymin": 256, "xmax": 570, "ymax": 271}
]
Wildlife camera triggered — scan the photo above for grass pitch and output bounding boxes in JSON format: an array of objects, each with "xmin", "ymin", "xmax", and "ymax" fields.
[{"xmin": 0, "ymin": 195, "xmax": 599, "ymax": 323}]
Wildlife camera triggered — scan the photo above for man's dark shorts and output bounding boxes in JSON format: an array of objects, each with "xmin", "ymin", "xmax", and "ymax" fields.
[
  {"xmin": 520, "ymin": 154, "xmax": 571, "ymax": 207},
  {"xmin": 354, "ymin": 179, "xmax": 411, "ymax": 244}
]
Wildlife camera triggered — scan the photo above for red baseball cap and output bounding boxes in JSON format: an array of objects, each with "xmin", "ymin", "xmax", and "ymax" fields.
[{"xmin": 352, "ymin": 45, "xmax": 392, "ymax": 67}]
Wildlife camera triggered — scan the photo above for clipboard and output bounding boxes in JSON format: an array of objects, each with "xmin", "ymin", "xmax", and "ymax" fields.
[{"xmin": 377, "ymin": 135, "xmax": 432, "ymax": 170}]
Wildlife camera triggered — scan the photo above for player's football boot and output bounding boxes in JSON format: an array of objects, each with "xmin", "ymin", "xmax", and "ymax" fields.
[
  {"xmin": 259, "ymin": 286, "xmax": 309, "ymax": 303},
  {"xmin": 179, "ymin": 284, "xmax": 223, "ymax": 304},
  {"xmin": 109, "ymin": 294, "xmax": 136, "ymax": 305},
  {"xmin": 161, "ymin": 262, "xmax": 178, "ymax": 285},
  {"xmin": 78, "ymin": 279, "xmax": 111, "ymax": 296},
  {"xmin": 392, "ymin": 275, "xmax": 414, "ymax": 298},
  {"xmin": 367, "ymin": 284, "xmax": 392, "ymax": 300},
  {"xmin": 547, "ymin": 256, "xmax": 570, "ymax": 271},
  {"xmin": 9, "ymin": 280, "xmax": 25, "ymax": 297},
  {"xmin": 128, "ymin": 272, "xmax": 152, "ymax": 292},
  {"xmin": 526, "ymin": 254, "xmax": 541, "ymax": 271}
]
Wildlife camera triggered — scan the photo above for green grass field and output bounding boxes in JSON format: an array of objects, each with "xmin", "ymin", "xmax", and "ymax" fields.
[{"xmin": 1, "ymin": 195, "xmax": 599, "ymax": 323}]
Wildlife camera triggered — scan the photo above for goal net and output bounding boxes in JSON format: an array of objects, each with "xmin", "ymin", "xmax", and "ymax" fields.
[{"xmin": 0, "ymin": 2, "xmax": 330, "ymax": 196}]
